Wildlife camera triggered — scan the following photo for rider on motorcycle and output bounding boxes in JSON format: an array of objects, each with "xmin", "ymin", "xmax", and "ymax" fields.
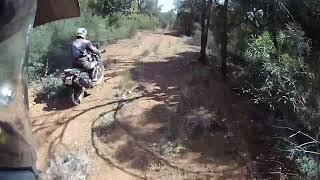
[{"xmin": 71, "ymin": 28, "xmax": 104, "ymax": 81}]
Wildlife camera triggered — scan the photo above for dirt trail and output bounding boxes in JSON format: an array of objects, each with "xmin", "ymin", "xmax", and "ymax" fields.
[{"xmin": 30, "ymin": 30, "xmax": 271, "ymax": 179}]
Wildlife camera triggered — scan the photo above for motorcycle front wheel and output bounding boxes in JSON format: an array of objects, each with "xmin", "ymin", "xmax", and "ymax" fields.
[{"xmin": 92, "ymin": 61, "xmax": 105, "ymax": 86}]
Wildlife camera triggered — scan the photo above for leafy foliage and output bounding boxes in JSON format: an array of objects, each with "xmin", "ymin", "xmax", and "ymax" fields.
[
  {"xmin": 296, "ymin": 156, "xmax": 320, "ymax": 179},
  {"xmin": 139, "ymin": 0, "xmax": 161, "ymax": 16},
  {"xmin": 174, "ymin": 0, "xmax": 202, "ymax": 35},
  {"xmin": 243, "ymin": 26, "xmax": 312, "ymax": 113},
  {"xmin": 88, "ymin": 0, "xmax": 135, "ymax": 16},
  {"xmin": 34, "ymin": 75, "xmax": 65, "ymax": 100}
]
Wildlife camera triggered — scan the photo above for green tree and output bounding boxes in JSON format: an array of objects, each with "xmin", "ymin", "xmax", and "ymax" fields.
[
  {"xmin": 175, "ymin": 0, "xmax": 202, "ymax": 36},
  {"xmin": 138, "ymin": 0, "xmax": 161, "ymax": 16},
  {"xmin": 88, "ymin": 0, "xmax": 135, "ymax": 16}
]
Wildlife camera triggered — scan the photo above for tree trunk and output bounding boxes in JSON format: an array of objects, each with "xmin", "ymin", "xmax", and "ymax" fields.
[
  {"xmin": 221, "ymin": 0, "xmax": 229, "ymax": 77},
  {"xmin": 199, "ymin": 0, "xmax": 213, "ymax": 65},
  {"xmin": 205, "ymin": 0, "xmax": 213, "ymax": 52},
  {"xmin": 187, "ymin": 0, "xmax": 195, "ymax": 36}
]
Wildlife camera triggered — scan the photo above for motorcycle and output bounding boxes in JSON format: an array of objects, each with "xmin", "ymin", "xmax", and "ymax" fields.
[{"xmin": 61, "ymin": 43, "xmax": 105, "ymax": 105}]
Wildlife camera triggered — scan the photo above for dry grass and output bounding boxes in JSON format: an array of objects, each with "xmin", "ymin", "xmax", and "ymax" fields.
[{"xmin": 118, "ymin": 70, "xmax": 138, "ymax": 91}]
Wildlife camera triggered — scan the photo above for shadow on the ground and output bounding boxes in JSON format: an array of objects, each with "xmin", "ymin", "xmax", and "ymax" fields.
[
  {"xmin": 32, "ymin": 97, "xmax": 145, "ymax": 179},
  {"xmin": 93, "ymin": 50, "xmax": 289, "ymax": 179},
  {"xmin": 153, "ymin": 31, "xmax": 182, "ymax": 37},
  {"xmin": 91, "ymin": 51, "xmax": 248, "ymax": 178},
  {"xmin": 38, "ymin": 97, "xmax": 74, "ymax": 111}
]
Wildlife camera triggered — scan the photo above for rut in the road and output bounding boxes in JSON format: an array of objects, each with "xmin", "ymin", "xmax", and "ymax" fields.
[{"xmin": 30, "ymin": 30, "xmax": 275, "ymax": 179}]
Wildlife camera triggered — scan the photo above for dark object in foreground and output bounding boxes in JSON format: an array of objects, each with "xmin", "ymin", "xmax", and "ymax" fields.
[
  {"xmin": 34, "ymin": 0, "xmax": 80, "ymax": 27},
  {"xmin": 0, "ymin": 170, "xmax": 37, "ymax": 180}
]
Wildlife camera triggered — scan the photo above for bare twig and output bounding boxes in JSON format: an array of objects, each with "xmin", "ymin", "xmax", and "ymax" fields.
[
  {"xmin": 277, "ymin": 1, "xmax": 296, "ymax": 23},
  {"xmin": 272, "ymin": 137, "xmax": 320, "ymax": 155},
  {"xmin": 272, "ymin": 125, "xmax": 320, "ymax": 156},
  {"xmin": 299, "ymin": 141, "xmax": 318, "ymax": 148},
  {"xmin": 273, "ymin": 126, "xmax": 319, "ymax": 142},
  {"xmin": 269, "ymin": 171, "xmax": 298, "ymax": 176}
]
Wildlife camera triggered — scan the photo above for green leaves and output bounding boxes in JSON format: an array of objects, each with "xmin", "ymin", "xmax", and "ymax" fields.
[
  {"xmin": 296, "ymin": 156, "xmax": 320, "ymax": 178},
  {"xmin": 35, "ymin": 74, "xmax": 65, "ymax": 100},
  {"xmin": 88, "ymin": 0, "xmax": 135, "ymax": 16},
  {"xmin": 244, "ymin": 25, "xmax": 312, "ymax": 112},
  {"xmin": 245, "ymin": 32, "xmax": 276, "ymax": 63}
]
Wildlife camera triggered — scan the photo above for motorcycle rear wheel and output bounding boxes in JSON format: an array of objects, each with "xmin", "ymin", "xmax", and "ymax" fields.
[{"xmin": 71, "ymin": 86, "xmax": 85, "ymax": 106}]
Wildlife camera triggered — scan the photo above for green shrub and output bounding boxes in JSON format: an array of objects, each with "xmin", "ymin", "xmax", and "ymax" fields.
[
  {"xmin": 34, "ymin": 75, "xmax": 65, "ymax": 99},
  {"xmin": 243, "ymin": 24, "xmax": 312, "ymax": 113},
  {"xmin": 134, "ymin": 14, "xmax": 159, "ymax": 30},
  {"xmin": 296, "ymin": 155, "xmax": 320, "ymax": 179},
  {"xmin": 243, "ymin": 26, "xmax": 320, "ymax": 176}
]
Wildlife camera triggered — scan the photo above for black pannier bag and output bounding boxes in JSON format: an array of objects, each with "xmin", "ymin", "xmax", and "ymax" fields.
[{"xmin": 78, "ymin": 72, "xmax": 93, "ymax": 88}]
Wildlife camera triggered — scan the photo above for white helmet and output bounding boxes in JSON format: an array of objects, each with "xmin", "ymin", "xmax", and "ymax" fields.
[{"xmin": 77, "ymin": 28, "xmax": 87, "ymax": 38}]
